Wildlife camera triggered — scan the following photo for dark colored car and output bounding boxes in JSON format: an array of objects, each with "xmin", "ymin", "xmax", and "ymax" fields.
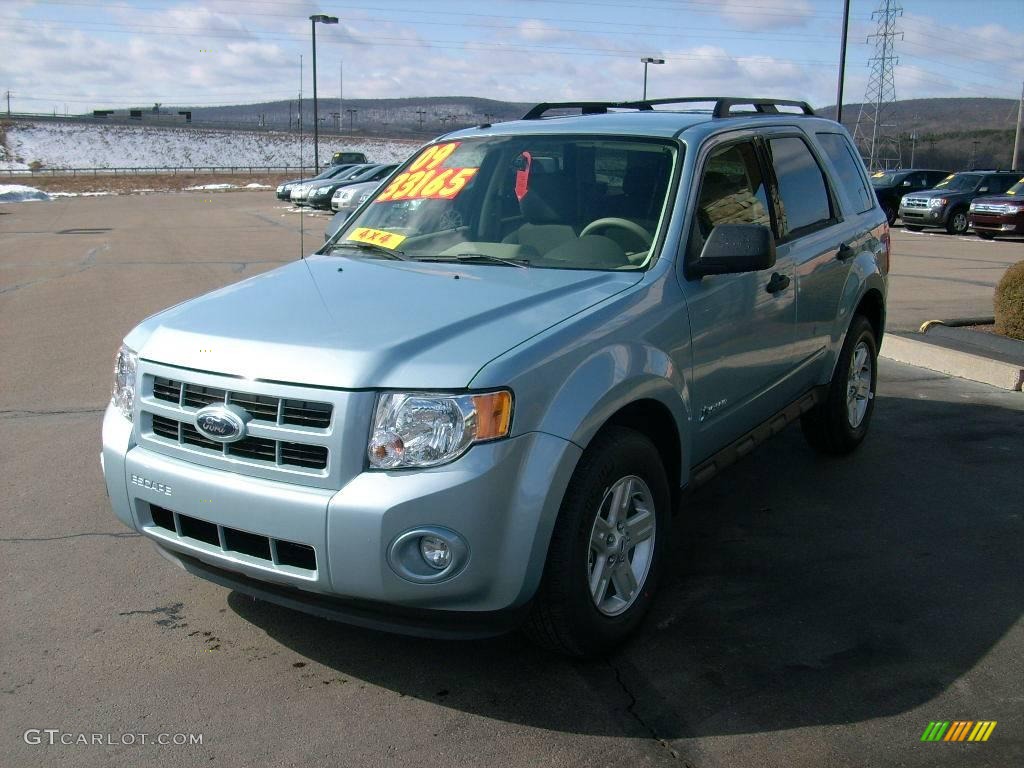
[
  {"xmin": 969, "ymin": 176, "xmax": 1024, "ymax": 239},
  {"xmin": 869, "ymin": 168, "xmax": 950, "ymax": 225},
  {"xmin": 276, "ymin": 164, "xmax": 356, "ymax": 201},
  {"xmin": 305, "ymin": 164, "xmax": 399, "ymax": 210},
  {"xmin": 331, "ymin": 151, "xmax": 368, "ymax": 166},
  {"xmin": 898, "ymin": 171, "xmax": 1020, "ymax": 235}
]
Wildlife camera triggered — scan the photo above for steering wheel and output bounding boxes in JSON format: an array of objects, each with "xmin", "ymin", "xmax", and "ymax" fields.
[{"xmin": 579, "ymin": 218, "xmax": 653, "ymax": 248}]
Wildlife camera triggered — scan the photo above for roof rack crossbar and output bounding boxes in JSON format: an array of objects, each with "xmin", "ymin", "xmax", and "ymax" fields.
[{"xmin": 522, "ymin": 97, "xmax": 815, "ymax": 121}]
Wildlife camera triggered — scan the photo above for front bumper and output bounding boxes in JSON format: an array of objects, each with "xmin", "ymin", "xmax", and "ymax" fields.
[
  {"xmin": 101, "ymin": 404, "xmax": 581, "ymax": 627},
  {"xmin": 969, "ymin": 212, "xmax": 1023, "ymax": 234},
  {"xmin": 898, "ymin": 205, "xmax": 945, "ymax": 226}
]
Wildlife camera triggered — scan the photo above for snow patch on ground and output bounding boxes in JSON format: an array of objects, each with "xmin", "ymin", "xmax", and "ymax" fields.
[
  {"xmin": 184, "ymin": 183, "xmax": 237, "ymax": 190},
  {"xmin": 0, "ymin": 184, "xmax": 50, "ymax": 203},
  {"xmin": 48, "ymin": 191, "xmax": 117, "ymax": 197},
  {"xmin": 245, "ymin": 183, "xmax": 272, "ymax": 189},
  {"xmin": 2, "ymin": 121, "xmax": 416, "ymax": 169}
]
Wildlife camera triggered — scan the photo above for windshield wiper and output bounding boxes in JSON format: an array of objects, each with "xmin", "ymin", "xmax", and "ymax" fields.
[
  {"xmin": 329, "ymin": 241, "xmax": 408, "ymax": 260},
  {"xmin": 416, "ymin": 252, "xmax": 530, "ymax": 268}
]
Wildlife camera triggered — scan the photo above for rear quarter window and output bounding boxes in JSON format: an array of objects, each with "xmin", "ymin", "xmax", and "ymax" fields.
[{"xmin": 815, "ymin": 132, "xmax": 874, "ymax": 214}]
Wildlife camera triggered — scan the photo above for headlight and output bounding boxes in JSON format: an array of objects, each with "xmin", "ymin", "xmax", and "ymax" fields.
[
  {"xmin": 335, "ymin": 189, "xmax": 355, "ymax": 202},
  {"xmin": 969, "ymin": 202, "xmax": 977, "ymax": 211},
  {"xmin": 314, "ymin": 186, "xmax": 332, "ymax": 195},
  {"xmin": 928, "ymin": 198, "xmax": 947, "ymax": 208},
  {"xmin": 111, "ymin": 344, "xmax": 138, "ymax": 421},
  {"xmin": 1007, "ymin": 204, "xmax": 1022, "ymax": 214},
  {"xmin": 368, "ymin": 391, "xmax": 513, "ymax": 469}
]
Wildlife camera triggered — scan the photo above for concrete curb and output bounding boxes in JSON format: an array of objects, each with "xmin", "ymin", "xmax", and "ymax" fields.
[{"xmin": 880, "ymin": 334, "xmax": 1024, "ymax": 391}]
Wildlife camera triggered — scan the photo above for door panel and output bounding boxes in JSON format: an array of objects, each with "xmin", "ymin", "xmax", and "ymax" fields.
[{"xmin": 680, "ymin": 138, "xmax": 800, "ymax": 462}]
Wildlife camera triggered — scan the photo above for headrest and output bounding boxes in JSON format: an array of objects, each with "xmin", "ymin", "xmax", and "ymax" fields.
[{"xmin": 520, "ymin": 173, "xmax": 575, "ymax": 225}]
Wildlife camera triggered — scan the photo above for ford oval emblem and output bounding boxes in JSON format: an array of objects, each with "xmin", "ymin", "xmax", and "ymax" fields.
[{"xmin": 194, "ymin": 404, "xmax": 249, "ymax": 443}]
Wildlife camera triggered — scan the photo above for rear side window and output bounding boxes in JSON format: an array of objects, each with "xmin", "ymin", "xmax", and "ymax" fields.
[
  {"xmin": 768, "ymin": 136, "xmax": 834, "ymax": 237},
  {"xmin": 816, "ymin": 133, "xmax": 874, "ymax": 213}
]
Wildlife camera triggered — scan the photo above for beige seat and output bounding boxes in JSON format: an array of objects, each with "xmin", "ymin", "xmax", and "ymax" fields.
[{"xmin": 502, "ymin": 172, "xmax": 578, "ymax": 256}]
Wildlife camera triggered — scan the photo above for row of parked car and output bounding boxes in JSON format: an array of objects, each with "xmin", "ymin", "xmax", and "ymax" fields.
[
  {"xmin": 872, "ymin": 168, "xmax": 1023, "ymax": 238},
  {"xmin": 276, "ymin": 161, "xmax": 399, "ymax": 213}
]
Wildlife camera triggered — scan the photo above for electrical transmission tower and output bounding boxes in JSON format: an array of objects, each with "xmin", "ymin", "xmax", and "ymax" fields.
[{"xmin": 853, "ymin": 0, "xmax": 903, "ymax": 171}]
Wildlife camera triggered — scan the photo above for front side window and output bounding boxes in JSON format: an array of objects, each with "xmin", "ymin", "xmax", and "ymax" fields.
[
  {"xmin": 816, "ymin": 132, "xmax": 873, "ymax": 213},
  {"xmin": 328, "ymin": 135, "xmax": 678, "ymax": 271},
  {"xmin": 768, "ymin": 136, "xmax": 833, "ymax": 236},
  {"xmin": 691, "ymin": 142, "xmax": 771, "ymax": 256},
  {"xmin": 985, "ymin": 175, "xmax": 1018, "ymax": 194}
]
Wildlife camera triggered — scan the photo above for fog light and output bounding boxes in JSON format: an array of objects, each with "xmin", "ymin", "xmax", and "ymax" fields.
[{"xmin": 420, "ymin": 535, "xmax": 452, "ymax": 570}]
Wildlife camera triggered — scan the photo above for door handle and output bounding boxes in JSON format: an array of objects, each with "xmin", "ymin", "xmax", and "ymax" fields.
[
  {"xmin": 765, "ymin": 272, "xmax": 790, "ymax": 294},
  {"xmin": 837, "ymin": 242, "xmax": 856, "ymax": 261}
]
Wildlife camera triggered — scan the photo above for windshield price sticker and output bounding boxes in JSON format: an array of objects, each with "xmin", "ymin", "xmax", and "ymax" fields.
[
  {"xmin": 345, "ymin": 227, "xmax": 407, "ymax": 249},
  {"xmin": 375, "ymin": 141, "xmax": 479, "ymax": 202}
]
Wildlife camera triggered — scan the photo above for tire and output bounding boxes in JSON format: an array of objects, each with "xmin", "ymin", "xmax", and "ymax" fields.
[
  {"xmin": 523, "ymin": 426, "xmax": 670, "ymax": 657},
  {"xmin": 946, "ymin": 208, "xmax": 969, "ymax": 235},
  {"xmin": 883, "ymin": 205, "xmax": 897, "ymax": 226},
  {"xmin": 801, "ymin": 315, "xmax": 878, "ymax": 455},
  {"xmin": 976, "ymin": 231, "xmax": 995, "ymax": 240},
  {"xmin": 905, "ymin": 225, "xmax": 924, "ymax": 232}
]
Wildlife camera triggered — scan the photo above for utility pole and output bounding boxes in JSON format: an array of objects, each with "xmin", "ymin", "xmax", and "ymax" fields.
[
  {"xmin": 835, "ymin": 0, "xmax": 851, "ymax": 125},
  {"xmin": 346, "ymin": 108, "xmax": 356, "ymax": 132},
  {"xmin": 6, "ymin": 90, "xmax": 11, "ymax": 116},
  {"xmin": 1013, "ymin": 80, "xmax": 1023, "ymax": 171},
  {"xmin": 909, "ymin": 131, "xmax": 917, "ymax": 166},
  {"xmin": 970, "ymin": 140, "xmax": 980, "ymax": 169},
  {"xmin": 416, "ymin": 109, "xmax": 426, "ymax": 129},
  {"xmin": 339, "ymin": 60, "xmax": 343, "ymax": 136}
]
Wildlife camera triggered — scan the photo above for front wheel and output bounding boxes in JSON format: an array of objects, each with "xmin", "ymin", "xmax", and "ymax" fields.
[
  {"xmin": 802, "ymin": 315, "xmax": 878, "ymax": 455},
  {"xmin": 946, "ymin": 209, "xmax": 969, "ymax": 235},
  {"xmin": 524, "ymin": 426, "xmax": 670, "ymax": 656}
]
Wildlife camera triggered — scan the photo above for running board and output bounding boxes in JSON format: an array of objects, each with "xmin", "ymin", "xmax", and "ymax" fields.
[{"xmin": 688, "ymin": 388, "xmax": 825, "ymax": 490}]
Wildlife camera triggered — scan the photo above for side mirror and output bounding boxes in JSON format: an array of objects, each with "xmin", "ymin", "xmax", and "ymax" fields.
[{"xmin": 694, "ymin": 224, "xmax": 776, "ymax": 277}]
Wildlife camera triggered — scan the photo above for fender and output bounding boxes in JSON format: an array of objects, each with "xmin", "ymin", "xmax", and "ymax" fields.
[{"xmin": 822, "ymin": 249, "xmax": 887, "ymax": 383}]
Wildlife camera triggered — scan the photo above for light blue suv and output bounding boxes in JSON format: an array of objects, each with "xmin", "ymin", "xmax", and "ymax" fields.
[{"xmin": 103, "ymin": 97, "xmax": 889, "ymax": 656}]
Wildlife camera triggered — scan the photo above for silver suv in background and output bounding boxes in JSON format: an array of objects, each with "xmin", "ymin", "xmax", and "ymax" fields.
[{"xmin": 103, "ymin": 97, "xmax": 888, "ymax": 656}]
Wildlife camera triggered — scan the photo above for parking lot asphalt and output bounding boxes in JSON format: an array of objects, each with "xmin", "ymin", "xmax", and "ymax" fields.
[{"xmin": 1, "ymin": 192, "xmax": 1021, "ymax": 768}]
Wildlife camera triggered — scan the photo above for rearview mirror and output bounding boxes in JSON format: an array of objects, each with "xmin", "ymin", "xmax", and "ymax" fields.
[{"xmin": 694, "ymin": 224, "xmax": 776, "ymax": 277}]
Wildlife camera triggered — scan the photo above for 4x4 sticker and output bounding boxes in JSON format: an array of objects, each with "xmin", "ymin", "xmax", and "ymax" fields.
[
  {"xmin": 346, "ymin": 227, "xmax": 407, "ymax": 249},
  {"xmin": 375, "ymin": 141, "xmax": 478, "ymax": 202}
]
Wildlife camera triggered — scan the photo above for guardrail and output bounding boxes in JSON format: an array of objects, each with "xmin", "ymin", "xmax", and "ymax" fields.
[{"xmin": 1, "ymin": 166, "xmax": 309, "ymax": 177}]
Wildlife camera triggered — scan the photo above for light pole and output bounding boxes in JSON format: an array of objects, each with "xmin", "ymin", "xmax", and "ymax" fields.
[
  {"xmin": 640, "ymin": 57, "xmax": 664, "ymax": 100},
  {"xmin": 309, "ymin": 13, "xmax": 338, "ymax": 171}
]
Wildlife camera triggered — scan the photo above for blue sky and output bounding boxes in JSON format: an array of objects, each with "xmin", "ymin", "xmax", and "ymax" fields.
[{"xmin": 3, "ymin": 0, "xmax": 1022, "ymax": 111}]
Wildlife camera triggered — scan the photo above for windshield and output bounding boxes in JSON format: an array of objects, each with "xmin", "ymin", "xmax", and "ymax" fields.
[
  {"xmin": 935, "ymin": 173, "xmax": 981, "ymax": 191},
  {"xmin": 327, "ymin": 135, "xmax": 678, "ymax": 271},
  {"xmin": 1005, "ymin": 178, "xmax": 1024, "ymax": 196},
  {"xmin": 870, "ymin": 172, "xmax": 897, "ymax": 186}
]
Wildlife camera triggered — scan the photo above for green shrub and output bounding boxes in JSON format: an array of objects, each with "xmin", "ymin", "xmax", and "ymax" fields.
[{"xmin": 994, "ymin": 260, "xmax": 1024, "ymax": 340}]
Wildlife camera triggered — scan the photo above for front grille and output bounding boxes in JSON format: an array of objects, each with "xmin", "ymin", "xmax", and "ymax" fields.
[
  {"xmin": 153, "ymin": 376, "xmax": 332, "ymax": 428},
  {"xmin": 903, "ymin": 197, "xmax": 928, "ymax": 209},
  {"xmin": 145, "ymin": 375, "xmax": 334, "ymax": 473},
  {"xmin": 149, "ymin": 504, "xmax": 317, "ymax": 572},
  {"xmin": 973, "ymin": 203, "xmax": 1011, "ymax": 215}
]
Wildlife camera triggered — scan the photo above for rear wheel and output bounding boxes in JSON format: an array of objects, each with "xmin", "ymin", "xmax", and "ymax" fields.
[
  {"xmin": 524, "ymin": 426, "xmax": 670, "ymax": 657},
  {"xmin": 802, "ymin": 315, "xmax": 878, "ymax": 455},
  {"xmin": 883, "ymin": 205, "xmax": 897, "ymax": 226},
  {"xmin": 946, "ymin": 209, "xmax": 969, "ymax": 235}
]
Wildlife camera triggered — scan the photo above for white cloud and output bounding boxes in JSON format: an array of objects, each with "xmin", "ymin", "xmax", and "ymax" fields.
[{"xmin": 719, "ymin": 0, "xmax": 813, "ymax": 32}]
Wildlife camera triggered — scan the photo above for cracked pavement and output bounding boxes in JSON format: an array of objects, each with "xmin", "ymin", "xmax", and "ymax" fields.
[{"xmin": 1, "ymin": 193, "xmax": 1021, "ymax": 767}]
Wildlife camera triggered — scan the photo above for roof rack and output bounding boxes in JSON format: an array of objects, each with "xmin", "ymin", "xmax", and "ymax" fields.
[{"xmin": 522, "ymin": 97, "xmax": 815, "ymax": 121}]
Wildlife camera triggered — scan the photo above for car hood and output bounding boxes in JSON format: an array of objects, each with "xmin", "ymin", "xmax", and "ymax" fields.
[
  {"xmin": 127, "ymin": 255, "xmax": 641, "ymax": 389},
  {"xmin": 971, "ymin": 194, "xmax": 1021, "ymax": 205},
  {"xmin": 906, "ymin": 188, "xmax": 970, "ymax": 199}
]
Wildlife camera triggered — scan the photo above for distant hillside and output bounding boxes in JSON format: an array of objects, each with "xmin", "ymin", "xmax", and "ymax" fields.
[
  {"xmin": 820, "ymin": 97, "xmax": 1020, "ymax": 170},
  {"xmin": 185, "ymin": 96, "xmax": 532, "ymax": 139}
]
